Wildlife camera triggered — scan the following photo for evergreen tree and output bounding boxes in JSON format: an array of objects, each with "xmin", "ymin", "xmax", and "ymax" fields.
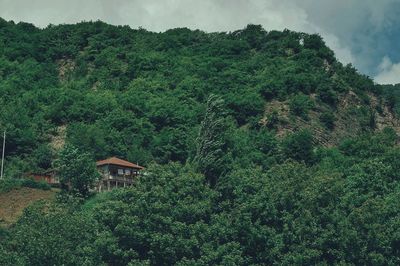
[{"xmin": 193, "ymin": 94, "xmax": 226, "ymax": 185}]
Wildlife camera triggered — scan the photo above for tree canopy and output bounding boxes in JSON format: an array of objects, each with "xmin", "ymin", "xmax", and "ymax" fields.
[{"xmin": 0, "ymin": 19, "xmax": 400, "ymax": 265}]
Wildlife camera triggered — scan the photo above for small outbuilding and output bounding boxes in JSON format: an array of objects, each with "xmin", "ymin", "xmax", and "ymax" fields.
[{"xmin": 26, "ymin": 170, "xmax": 59, "ymax": 186}]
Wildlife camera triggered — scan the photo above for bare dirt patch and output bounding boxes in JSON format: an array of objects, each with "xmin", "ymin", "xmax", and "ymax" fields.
[{"xmin": 0, "ymin": 188, "xmax": 56, "ymax": 227}]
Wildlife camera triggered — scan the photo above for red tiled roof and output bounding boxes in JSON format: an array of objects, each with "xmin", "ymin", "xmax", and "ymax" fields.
[{"xmin": 96, "ymin": 157, "xmax": 144, "ymax": 169}]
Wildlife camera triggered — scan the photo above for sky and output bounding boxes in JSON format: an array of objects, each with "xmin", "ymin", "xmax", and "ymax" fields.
[{"xmin": 0, "ymin": 0, "xmax": 399, "ymax": 84}]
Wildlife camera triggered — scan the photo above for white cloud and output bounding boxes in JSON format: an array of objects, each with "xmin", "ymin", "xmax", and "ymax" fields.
[
  {"xmin": 374, "ymin": 56, "xmax": 400, "ymax": 84},
  {"xmin": 317, "ymin": 32, "xmax": 355, "ymax": 65}
]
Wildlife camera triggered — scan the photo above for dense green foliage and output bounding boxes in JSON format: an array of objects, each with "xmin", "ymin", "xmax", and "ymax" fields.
[
  {"xmin": 376, "ymin": 84, "xmax": 400, "ymax": 115},
  {"xmin": 2, "ymin": 132, "xmax": 400, "ymax": 265},
  {"xmin": 0, "ymin": 18, "xmax": 400, "ymax": 265},
  {"xmin": 319, "ymin": 111, "xmax": 335, "ymax": 129},
  {"xmin": 55, "ymin": 144, "xmax": 100, "ymax": 196},
  {"xmin": 0, "ymin": 178, "xmax": 50, "ymax": 193},
  {"xmin": 289, "ymin": 93, "xmax": 315, "ymax": 119},
  {"xmin": 0, "ymin": 18, "xmax": 377, "ymax": 174},
  {"xmin": 1, "ymin": 200, "xmax": 108, "ymax": 265},
  {"xmin": 282, "ymin": 130, "xmax": 314, "ymax": 164}
]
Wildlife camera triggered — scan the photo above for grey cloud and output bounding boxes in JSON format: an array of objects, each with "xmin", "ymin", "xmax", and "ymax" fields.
[
  {"xmin": 375, "ymin": 56, "xmax": 400, "ymax": 84},
  {"xmin": 297, "ymin": 0, "xmax": 400, "ymax": 74}
]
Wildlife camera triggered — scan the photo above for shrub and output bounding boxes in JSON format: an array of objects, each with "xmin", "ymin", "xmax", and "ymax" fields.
[
  {"xmin": 0, "ymin": 178, "xmax": 51, "ymax": 193},
  {"xmin": 320, "ymin": 111, "xmax": 335, "ymax": 129},
  {"xmin": 319, "ymin": 89, "xmax": 337, "ymax": 105},
  {"xmin": 317, "ymin": 83, "xmax": 338, "ymax": 106},
  {"xmin": 289, "ymin": 94, "xmax": 315, "ymax": 119},
  {"xmin": 0, "ymin": 179, "xmax": 22, "ymax": 193},
  {"xmin": 226, "ymin": 90, "xmax": 265, "ymax": 125},
  {"xmin": 259, "ymin": 82, "xmax": 282, "ymax": 100},
  {"xmin": 266, "ymin": 110, "xmax": 279, "ymax": 129},
  {"xmin": 21, "ymin": 179, "xmax": 51, "ymax": 190},
  {"xmin": 282, "ymin": 130, "xmax": 314, "ymax": 164}
]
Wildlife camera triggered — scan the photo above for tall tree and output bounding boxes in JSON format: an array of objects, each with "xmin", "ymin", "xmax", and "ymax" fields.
[
  {"xmin": 55, "ymin": 144, "xmax": 99, "ymax": 196},
  {"xmin": 192, "ymin": 94, "xmax": 226, "ymax": 185}
]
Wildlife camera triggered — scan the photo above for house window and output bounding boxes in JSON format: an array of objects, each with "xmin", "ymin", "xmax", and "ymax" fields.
[
  {"xmin": 125, "ymin": 169, "xmax": 131, "ymax": 175},
  {"xmin": 118, "ymin": 169, "xmax": 124, "ymax": 175}
]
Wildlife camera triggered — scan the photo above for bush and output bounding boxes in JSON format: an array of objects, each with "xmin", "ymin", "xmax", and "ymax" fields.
[
  {"xmin": 226, "ymin": 90, "xmax": 265, "ymax": 125},
  {"xmin": 21, "ymin": 179, "xmax": 51, "ymax": 190},
  {"xmin": 0, "ymin": 178, "xmax": 51, "ymax": 193},
  {"xmin": 289, "ymin": 93, "xmax": 315, "ymax": 119},
  {"xmin": 0, "ymin": 179, "xmax": 22, "ymax": 193},
  {"xmin": 259, "ymin": 81, "xmax": 282, "ymax": 100},
  {"xmin": 317, "ymin": 84, "xmax": 338, "ymax": 106},
  {"xmin": 320, "ymin": 111, "xmax": 335, "ymax": 129},
  {"xmin": 282, "ymin": 130, "xmax": 314, "ymax": 164},
  {"xmin": 266, "ymin": 110, "xmax": 279, "ymax": 129}
]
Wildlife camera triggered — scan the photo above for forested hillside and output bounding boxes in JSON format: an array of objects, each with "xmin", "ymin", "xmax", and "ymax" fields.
[
  {"xmin": 1, "ymin": 18, "xmax": 397, "ymax": 175},
  {"xmin": 1, "ymin": 18, "xmax": 400, "ymax": 265}
]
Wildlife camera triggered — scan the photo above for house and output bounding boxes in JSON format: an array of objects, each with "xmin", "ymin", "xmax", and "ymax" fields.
[{"xmin": 96, "ymin": 157, "xmax": 144, "ymax": 191}]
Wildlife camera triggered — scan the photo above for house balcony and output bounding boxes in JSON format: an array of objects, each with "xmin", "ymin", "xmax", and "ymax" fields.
[{"xmin": 103, "ymin": 174, "xmax": 135, "ymax": 184}]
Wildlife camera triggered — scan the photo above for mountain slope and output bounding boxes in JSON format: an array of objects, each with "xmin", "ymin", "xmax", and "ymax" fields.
[
  {"xmin": 1, "ymin": 19, "xmax": 400, "ymax": 266},
  {"xmin": 0, "ymin": 19, "xmax": 398, "ymax": 177}
]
